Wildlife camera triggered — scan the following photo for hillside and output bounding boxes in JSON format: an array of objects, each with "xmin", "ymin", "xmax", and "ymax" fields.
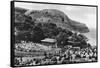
[
  {"xmin": 14, "ymin": 7, "xmax": 90, "ymax": 48},
  {"xmin": 15, "ymin": 7, "xmax": 89, "ymax": 33}
]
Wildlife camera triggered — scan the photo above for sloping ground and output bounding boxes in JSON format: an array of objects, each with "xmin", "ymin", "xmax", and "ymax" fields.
[
  {"xmin": 15, "ymin": 42, "xmax": 52, "ymax": 51},
  {"xmin": 15, "ymin": 7, "xmax": 28, "ymax": 14},
  {"xmin": 15, "ymin": 42, "xmax": 61, "ymax": 57},
  {"xmin": 15, "ymin": 7, "xmax": 89, "ymax": 33}
]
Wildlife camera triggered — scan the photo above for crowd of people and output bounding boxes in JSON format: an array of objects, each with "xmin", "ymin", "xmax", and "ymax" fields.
[
  {"xmin": 14, "ymin": 44, "xmax": 97, "ymax": 66},
  {"xmin": 15, "ymin": 41, "xmax": 45, "ymax": 52}
]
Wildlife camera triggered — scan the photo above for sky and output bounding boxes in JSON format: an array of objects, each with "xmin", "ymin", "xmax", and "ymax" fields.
[{"xmin": 14, "ymin": 2, "xmax": 97, "ymax": 46}]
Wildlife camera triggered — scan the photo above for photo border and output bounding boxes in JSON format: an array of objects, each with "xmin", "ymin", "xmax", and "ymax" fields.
[{"xmin": 10, "ymin": 1, "xmax": 98, "ymax": 67}]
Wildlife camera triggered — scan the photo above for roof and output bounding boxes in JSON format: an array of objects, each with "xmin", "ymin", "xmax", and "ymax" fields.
[{"xmin": 41, "ymin": 38, "xmax": 56, "ymax": 43}]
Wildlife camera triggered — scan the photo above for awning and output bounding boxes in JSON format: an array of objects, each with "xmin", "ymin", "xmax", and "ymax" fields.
[{"xmin": 41, "ymin": 38, "xmax": 56, "ymax": 43}]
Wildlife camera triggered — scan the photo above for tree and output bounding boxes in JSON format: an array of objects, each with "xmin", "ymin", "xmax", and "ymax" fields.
[
  {"xmin": 31, "ymin": 26, "xmax": 45, "ymax": 42},
  {"xmin": 56, "ymin": 32, "xmax": 69, "ymax": 47}
]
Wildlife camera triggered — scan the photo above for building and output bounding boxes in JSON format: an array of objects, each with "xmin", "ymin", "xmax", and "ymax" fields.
[{"xmin": 41, "ymin": 38, "xmax": 57, "ymax": 48}]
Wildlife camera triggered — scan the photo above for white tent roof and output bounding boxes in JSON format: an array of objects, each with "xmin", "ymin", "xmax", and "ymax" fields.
[{"xmin": 41, "ymin": 38, "xmax": 56, "ymax": 43}]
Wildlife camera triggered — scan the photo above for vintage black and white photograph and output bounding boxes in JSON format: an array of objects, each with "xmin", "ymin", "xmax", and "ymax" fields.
[{"xmin": 11, "ymin": 1, "xmax": 98, "ymax": 67}]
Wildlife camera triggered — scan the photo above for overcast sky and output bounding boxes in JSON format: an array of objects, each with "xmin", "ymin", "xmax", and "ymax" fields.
[{"xmin": 15, "ymin": 2, "xmax": 97, "ymax": 29}]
